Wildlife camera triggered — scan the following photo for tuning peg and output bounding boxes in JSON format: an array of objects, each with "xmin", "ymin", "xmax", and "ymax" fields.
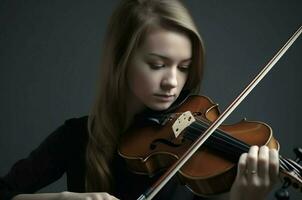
[
  {"xmin": 275, "ymin": 180, "xmax": 291, "ymax": 200},
  {"xmin": 293, "ymin": 147, "xmax": 302, "ymax": 163},
  {"xmin": 275, "ymin": 187, "xmax": 290, "ymax": 200}
]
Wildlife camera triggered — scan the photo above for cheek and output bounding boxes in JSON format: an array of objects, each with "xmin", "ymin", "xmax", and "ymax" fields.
[
  {"xmin": 127, "ymin": 66, "xmax": 158, "ymax": 97},
  {"xmin": 178, "ymin": 73, "xmax": 189, "ymax": 89}
]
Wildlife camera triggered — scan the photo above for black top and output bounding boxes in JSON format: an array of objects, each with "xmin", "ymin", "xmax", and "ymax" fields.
[{"xmin": 0, "ymin": 115, "xmax": 202, "ymax": 200}]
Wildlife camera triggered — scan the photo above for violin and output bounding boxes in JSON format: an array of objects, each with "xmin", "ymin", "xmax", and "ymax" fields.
[
  {"xmin": 119, "ymin": 26, "xmax": 302, "ymax": 200},
  {"xmin": 118, "ymin": 95, "xmax": 302, "ymax": 196}
]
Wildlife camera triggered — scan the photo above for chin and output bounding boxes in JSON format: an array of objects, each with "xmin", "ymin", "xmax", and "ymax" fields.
[{"xmin": 148, "ymin": 102, "xmax": 173, "ymax": 111}]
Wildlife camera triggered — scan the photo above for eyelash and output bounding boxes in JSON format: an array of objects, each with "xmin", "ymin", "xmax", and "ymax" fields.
[
  {"xmin": 149, "ymin": 63, "xmax": 190, "ymax": 72},
  {"xmin": 179, "ymin": 65, "xmax": 190, "ymax": 71},
  {"xmin": 149, "ymin": 64, "xmax": 164, "ymax": 69}
]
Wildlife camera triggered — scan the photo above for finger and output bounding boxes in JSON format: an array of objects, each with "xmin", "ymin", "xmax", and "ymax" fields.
[
  {"xmin": 91, "ymin": 193, "xmax": 100, "ymax": 200},
  {"xmin": 246, "ymin": 145, "xmax": 259, "ymax": 178},
  {"xmin": 104, "ymin": 193, "xmax": 120, "ymax": 200},
  {"xmin": 111, "ymin": 195, "xmax": 120, "ymax": 200},
  {"xmin": 237, "ymin": 152, "xmax": 248, "ymax": 178},
  {"xmin": 91, "ymin": 193, "xmax": 117, "ymax": 200},
  {"xmin": 269, "ymin": 148, "xmax": 279, "ymax": 182},
  {"xmin": 258, "ymin": 145, "xmax": 269, "ymax": 179}
]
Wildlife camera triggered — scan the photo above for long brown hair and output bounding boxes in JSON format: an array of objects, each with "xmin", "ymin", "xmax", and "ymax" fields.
[{"xmin": 85, "ymin": 0, "xmax": 205, "ymax": 192}]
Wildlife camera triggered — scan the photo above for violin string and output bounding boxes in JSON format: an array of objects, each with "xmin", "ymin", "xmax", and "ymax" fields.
[
  {"xmin": 279, "ymin": 158, "xmax": 290, "ymax": 172},
  {"xmin": 280, "ymin": 158, "xmax": 301, "ymax": 178},
  {"xmin": 176, "ymin": 116, "xmax": 298, "ymax": 176},
  {"xmin": 289, "ymin": 159, "xmax": 302, "ymax": 177},
  {"xmin": 281, "ymin": 157, "xmax": 302, "ymax": 178},
  {"xmin": 185, "ymin": 123, "xmax": 249, "ymax": 161},
  {"xmin": 192, "ymin": 119, "xmax": 250, "ymax": 152},
  {"xmin": 185, "ymin": 125, "xmax": 291, "ymax": 174},
  {"xmin": 185, "ymin": 131, "xmax": 243, "ymax": 162},
  {"xmin": 186, "ymin": 127, "xmax": 248, "ymax": 160},
  {"xmin": 193, "ymin": 119, "xmax": 292, "ymax": 172},
  {"xmin": 184, "ymin": 119, "xmax": 289, "ymax": 172},
  {"xmin": 170, "ymin": 114, "xmax": 294, "ymax": 178},
  {"xmin": 195, "ymin": 118, "xmax": 250, "ymax": 147},
  {"xmin": 181, "ymin": 124, "xmax": 302, "ymax": 189},
  {"xmin": 170, "ymin": 112, "xmax": 270, "ymax": 160}
]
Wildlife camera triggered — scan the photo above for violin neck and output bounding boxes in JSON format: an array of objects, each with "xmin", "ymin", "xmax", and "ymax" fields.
[
  {"xmin": 186, "ymin": 120, "xmax": 249, "ymax": 162},
  {"xmin": 186, "ymin": 121, "xmax": 302, "ymax": 181}
]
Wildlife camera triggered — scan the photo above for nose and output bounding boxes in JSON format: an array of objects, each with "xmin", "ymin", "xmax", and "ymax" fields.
[{"xmin": 161, "ymin": 67, "xmax": 178, "ymax": 91}]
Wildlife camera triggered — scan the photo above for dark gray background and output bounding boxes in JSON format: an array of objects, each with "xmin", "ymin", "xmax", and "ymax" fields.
[{"xmin": 0, "ymin": 0, "xmax": 301, "ymax": 199}]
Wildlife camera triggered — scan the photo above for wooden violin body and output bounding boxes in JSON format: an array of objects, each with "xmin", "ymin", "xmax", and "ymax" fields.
[{"xmin": 118, "ymin": 95, "xmax": 280, "ymax": 196}]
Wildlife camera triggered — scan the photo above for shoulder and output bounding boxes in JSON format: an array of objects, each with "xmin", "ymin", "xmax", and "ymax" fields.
[
  {"xmin": 38, "ymin": 115, "xmax": 89, "ymax": 152},
  {"xmin": 63, "ymin": 115, "xmax": 89, "ymax": 128},
  {"xmin": 58, "ymin": 115, "xmax": 89, "ymax": 144},
  {"xmin": 60, "ymin": 115, "xmax": 89, "ymax": 136}
]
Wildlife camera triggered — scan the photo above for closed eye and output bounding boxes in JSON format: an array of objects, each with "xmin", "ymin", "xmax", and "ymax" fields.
[
  {"xmin": 178, "ymin": 65, "xmax": 190, "ymax": 72},
  {"xmin": 149, "ymin": 63, "xmax": 165, "ymax": 69}
]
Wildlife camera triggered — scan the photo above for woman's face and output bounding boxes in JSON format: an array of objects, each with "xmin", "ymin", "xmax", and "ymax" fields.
[{"xmin": 126, "ymin": 27, "xmax": 192, "ymax": 113}]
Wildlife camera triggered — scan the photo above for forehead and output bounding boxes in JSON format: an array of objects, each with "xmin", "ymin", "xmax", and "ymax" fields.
[{"xmin": 138, "ymin": 27, "xmax": 192, "ymax": 61}]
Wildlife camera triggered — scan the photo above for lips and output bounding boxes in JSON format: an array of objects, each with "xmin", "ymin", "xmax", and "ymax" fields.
[{"xmin": 154, "ymin": 94, "xmax": 175, "ymax": 102}]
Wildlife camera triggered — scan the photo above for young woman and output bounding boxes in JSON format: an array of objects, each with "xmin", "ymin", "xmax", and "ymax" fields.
[{"xmin": 0, "ymin": 0, "xmax": 279, "ymax": 199}]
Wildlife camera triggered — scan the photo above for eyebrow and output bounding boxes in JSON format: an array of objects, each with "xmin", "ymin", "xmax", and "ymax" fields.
[{"xmin": 147, "ymin": 53, "xmax": 192, "ymax": 62}]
